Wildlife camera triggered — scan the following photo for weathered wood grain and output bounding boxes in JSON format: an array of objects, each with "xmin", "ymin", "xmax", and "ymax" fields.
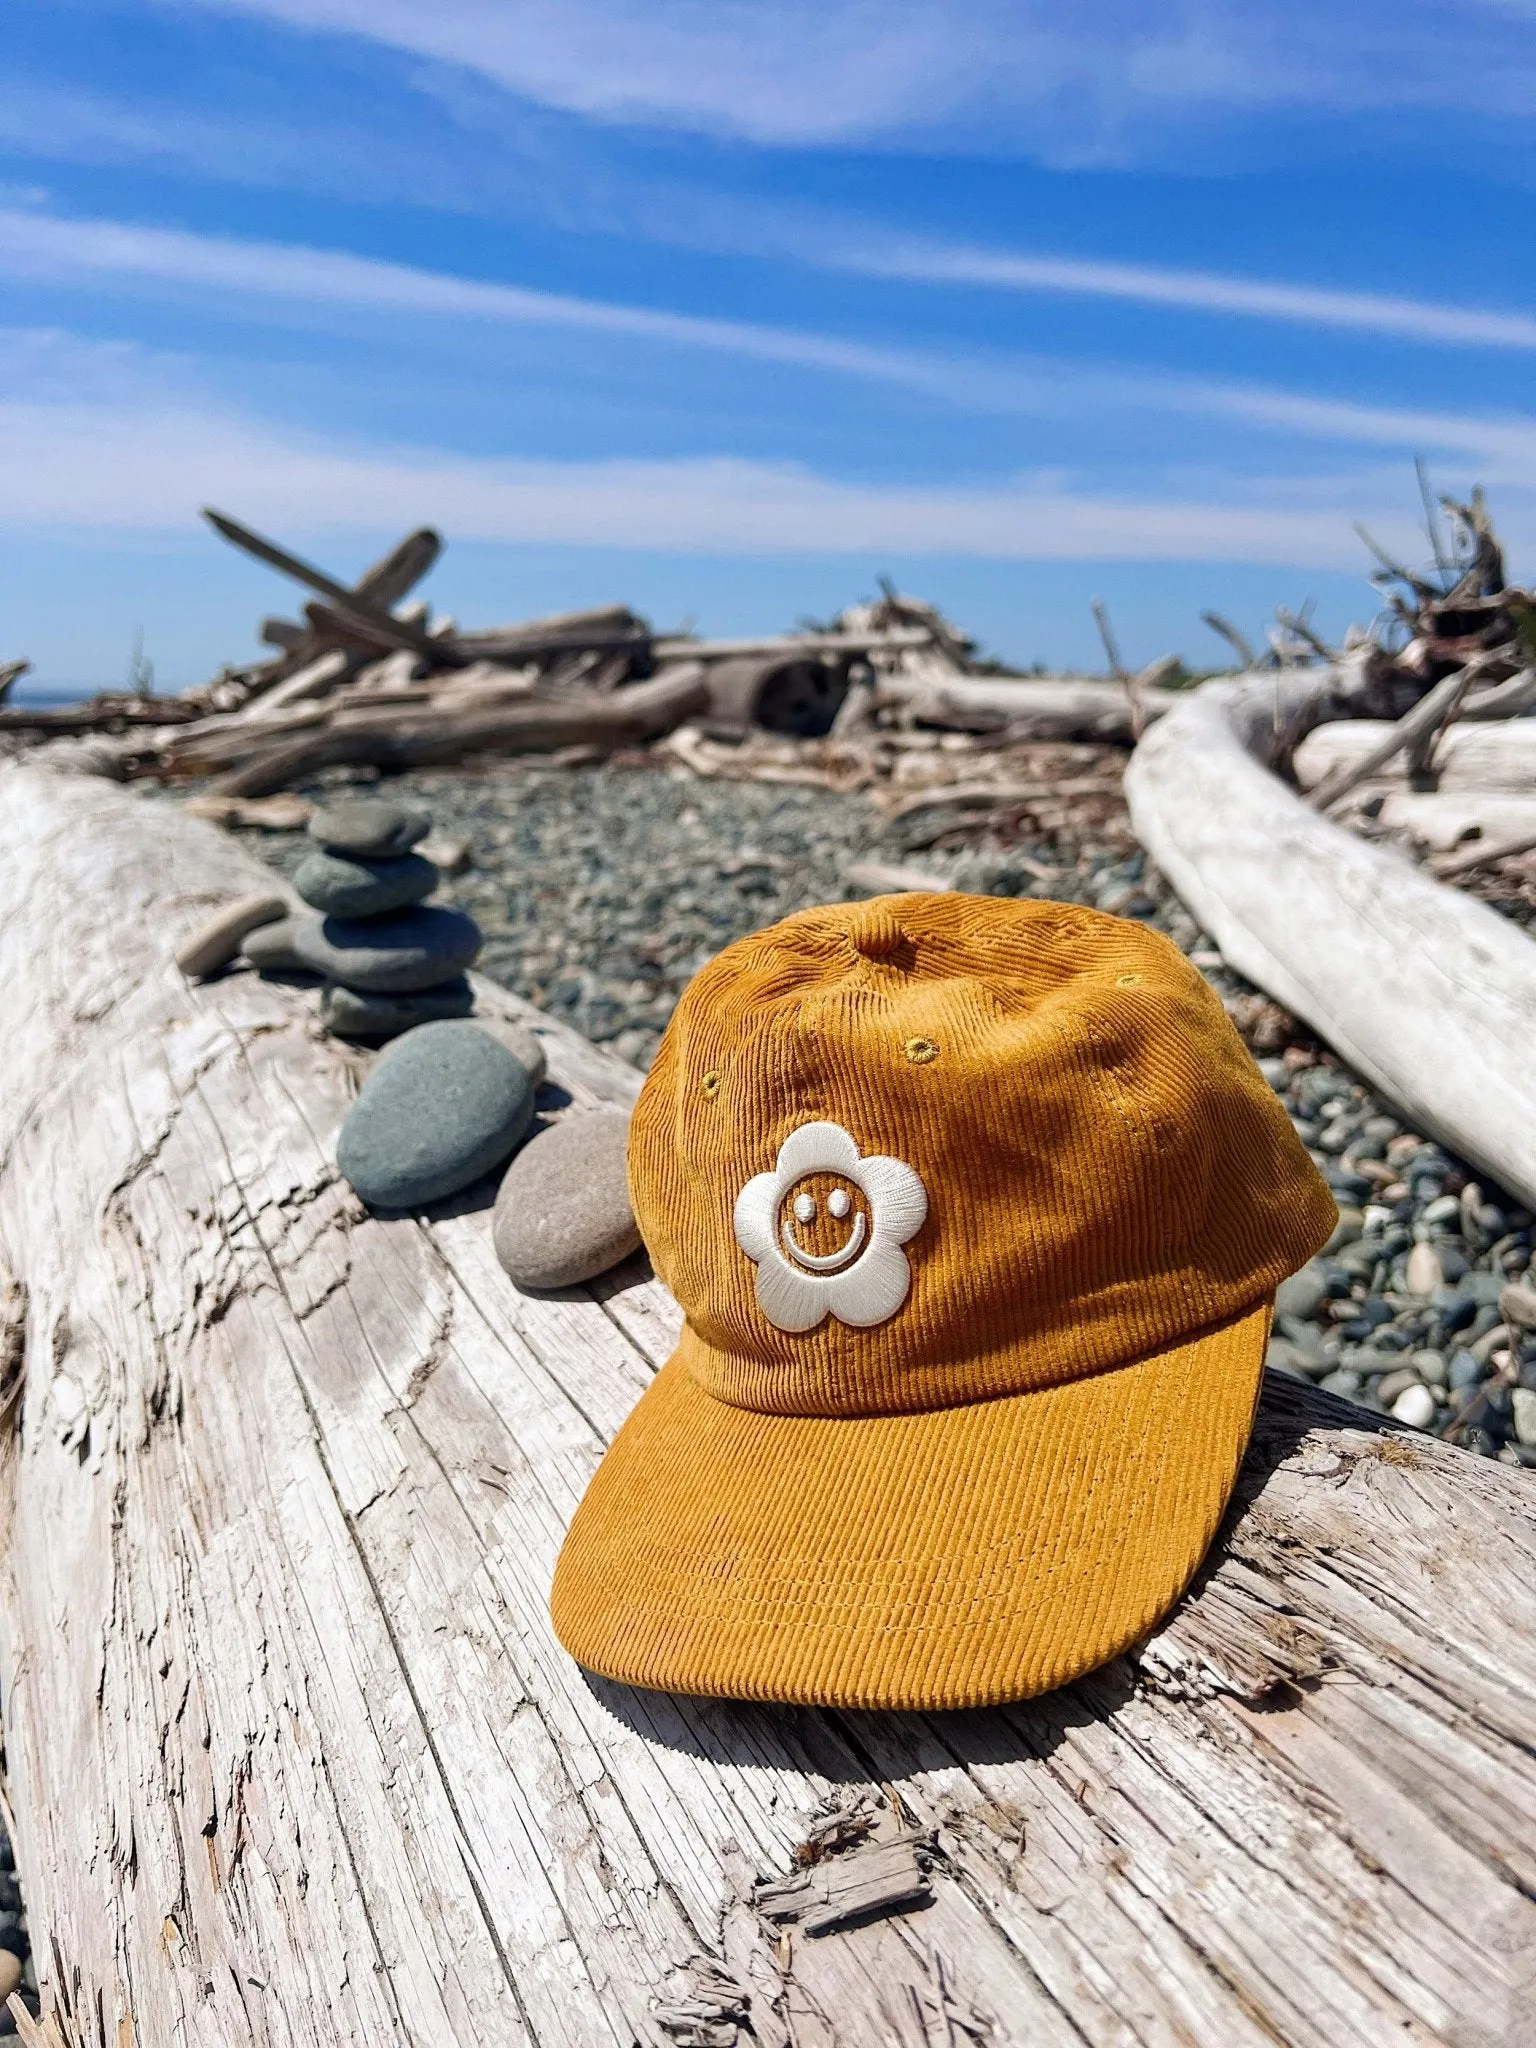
[{"xmin": 0, "ymin": 764, "xmax": 1533, "ymax": 2048}]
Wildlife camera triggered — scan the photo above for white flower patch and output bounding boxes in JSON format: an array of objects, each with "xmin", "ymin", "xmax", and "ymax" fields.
[{"xmin": 732, "ymin": 1120, "xmax": 928, "ymax": 1332}]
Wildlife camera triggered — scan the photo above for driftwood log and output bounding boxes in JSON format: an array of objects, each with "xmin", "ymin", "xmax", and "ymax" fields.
[
  {"xmin": 2, "ymin": 766, "xmax": 1534, "ymax": 2046},
  {"xmin": 184, "ymin": 663, "xmax": 709, "ymax": 796},
  {"xmin": 875, "ymin": 665, "xmax": 1178, "ymax": 741},
  {"xmin": 1295, "ymin": 718, "xmax": 1536, "ymax": 793},
  {"xmin": 1363, "ymin": 788, "xmax": 1536, "ymax": 853},
  {"xmin": 1125, "ymin": 667, "xmax": 1536, "ymax": 1210}
]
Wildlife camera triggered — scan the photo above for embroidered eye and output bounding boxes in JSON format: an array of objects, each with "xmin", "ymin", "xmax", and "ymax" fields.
[
  {"xmin": 1116, "ymin": 973, "xmax": 1144, "ymax": 989},
  {"xmin": 700, "ymin": 1070, "xmax": 722, "ymax": 1098},
  {"xmin": 828, "ymin": 1187, "xmax": 851, "ymax": 1218},
  {"xmin": 793, "ymin": 1191, "xmax": 817, "ymax": 1222},
  {"xmin": 904, "ymin": 1036, "xmax": 938, "ymax": 1064}
]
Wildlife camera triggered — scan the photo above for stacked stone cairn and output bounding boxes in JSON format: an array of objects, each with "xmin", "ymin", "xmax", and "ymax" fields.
[
  {"xmin": 246, "ymin": 797, "xmax": 482, "ymax": 1039},
  {"xmin": 179, "ymin": 795, "xmax": 642, "ymax": 1274}
]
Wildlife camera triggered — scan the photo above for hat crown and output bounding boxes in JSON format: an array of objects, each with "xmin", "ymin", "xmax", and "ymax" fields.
[{"xmin": 629, "ymin": 894, "xmax": 1333, "ymax": 1419}]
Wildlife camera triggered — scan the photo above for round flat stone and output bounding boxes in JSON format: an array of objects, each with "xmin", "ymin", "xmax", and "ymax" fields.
[
  {"xmin": 338, "ymin": 1020, "xmax": 536, "ymax": 1208},
  {"xmin": 308, "ymin": 799, "xmax": 432, "ymax": 858},
  {"xmin": 375, "ymin": 1014, "xmax": 547, "ymax": 1087},
  {"xmin": 463, "ymin": 1017, "xmax": 548, "ymax": 1086},
  {"xmin": 319, "ymin": 978, "xmax": 475, "ymax": 1040},
  {"xmin": 293, "ymin": 905, "xmax": 482, "ymax": 992},
  {"xmin": 176, "ymin": 891, "xmax": 287, "ymax": 978},
  {"xmin": 241, "ymin": 914, "xmax": 318, "ymax": 974},
  {"xmin": 293, "ymin": 849, "xmax": 438, "ymax": 918},
  {"xmin": 492, "ymin": 1108, "xmax": 641, "ymax": 1289}
]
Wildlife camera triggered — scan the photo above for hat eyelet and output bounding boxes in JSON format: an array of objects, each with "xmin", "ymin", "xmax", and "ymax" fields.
[
  {"xmin": 1116, "ymin": 973, "xmax": 1144, "ymax": 988},
  {"xmin": 700, "ymin": 1069, "xmax": 723, "ymax": 1099},
  {"xmin": 903, "ymin": 1036, "xmax": 939, "ymax": 1065}
]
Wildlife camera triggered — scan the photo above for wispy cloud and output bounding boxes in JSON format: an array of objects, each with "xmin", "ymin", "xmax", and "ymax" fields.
[
  {"xmin": 7, "ymin": 207, "xmax": 1536, "ymax": 474},
  {"xmin": 824, "ymin": 239, "xmax": 1536, "ymax": 352},
  {"xmin": 0, "ymin": 204, "xmax": 982, "ymax": 385},
  {"xmin": 0, "ymin": 326, "xmax": 1441, "ymax": 564},
  {"xmin": 0, "ymin": 388, "xmax": 1422, "ymax": 565},
  {"xmin": 164, "ymin": 0, "xmax": 1536, "ymax": 156}
]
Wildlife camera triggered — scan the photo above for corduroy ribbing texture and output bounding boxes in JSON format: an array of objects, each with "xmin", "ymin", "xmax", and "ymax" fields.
[{"xmin": 550, "ymin": 894, "xmax": 1337, "ymax": 1709}]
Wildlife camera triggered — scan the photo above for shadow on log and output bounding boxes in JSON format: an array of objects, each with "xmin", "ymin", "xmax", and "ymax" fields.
[{"xmin": 0, "ymin": 764, "xmax": 1532, "ymax": 2046}]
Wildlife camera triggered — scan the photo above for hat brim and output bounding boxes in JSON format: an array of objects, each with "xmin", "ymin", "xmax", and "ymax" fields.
[{"xmin": 550, "ymin": 1301, "xmax": 1271, "ymax": 1711}]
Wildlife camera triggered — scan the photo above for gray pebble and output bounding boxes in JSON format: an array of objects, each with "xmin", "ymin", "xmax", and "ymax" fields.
[
  {"xmin": 1375, "ymin": 1365, "xmax": 1422, "ymax": 1405},
  {"xmin": 1275, "ymin": 1265, "xmax": 1329, "ymax": 1322},
  {"xmin": 1296, "ymin": 1067, "xmax": 1344, "ymax": 1111},
  {"xmin": 1411, "ymin": 1347, "xmax": 1448, "ymax": 1387},
  {"xmin": 1430, "ymin": 1288, "xmax": 1476, "ymax": 1334},
  {"xmin": 308, "ymin": 799, "xmax": 432, "ymax": 857},
  {"xmin": 293, "ymin": 850, "xmax": 438, "ymax": 918},
  {"xmin": 1467, "ymin": 1303, "xmax": 1503, "ymax": 1344},
  {"xmin": 176, "ymin": 891, "xmax": 288, "ymax": 978},
  {"xmin": 1448, "ymin": 1350, "xmax": 1483, "ymax": 1391},
  {"xmin": 1471, "ymin": 1322, "xmax": 1514, "ymax": 1364},
  {"xmin": 1464, "ymin": 1270, "xmax": 1508, "ymax": 1307},
  {"xmin": 1264, "ymin": 1339, "xmax": 1309, "ymax": 1380},
  {"xmin": 492, "ymin": 1109, "xmax": 641, "ymax": 1289},
  {"xmin": 1333, "ymin": 1243, "xmax": 1379, "ymax": 1284},
  {"xmin": 417, "ymin": 832, "xmax": 472, "ymax": 871},
  {"xmin": 293, "ymin": 906, "xmax": 482, "ymax": 993},
  {"xmin": 373, "ymin": 1015, "xmax": 546, "ymax": 1088},
  {"xmin": 242, "ymin": 915, "xmax": 318, "ymax": 974},
  {"xmin": 1319, "ymin": 1368, "xmax": 1363, "ymax": 1398},
  {"xmin": 1323, "ymin": 1206, "xmax": 1363, "ymax": 1254},
  {"xmin": 461, "ymin": 1017, "xmax": 549, "ymax": 1086},
  {"xmin": 1275, "ymin": 1312, "xmax": 1329, "ymax": 1367},
  {"xmin": 320, "ymin": 979, "xmax": 475, "ymax": 1040},
  {"xmin": 337, "ymin": 1021, "xmax": 535, "ymax": 1208}
]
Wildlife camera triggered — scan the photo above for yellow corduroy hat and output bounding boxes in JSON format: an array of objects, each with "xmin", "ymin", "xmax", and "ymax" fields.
[{"xmin": 551, "ymin": 894, "xmax": 1336, "ymax": 1710}]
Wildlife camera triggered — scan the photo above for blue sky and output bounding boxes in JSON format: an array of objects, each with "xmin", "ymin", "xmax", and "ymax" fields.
[{"xmin": 5, "ymin": 0, "xmax": 1536, "ymax": 693}]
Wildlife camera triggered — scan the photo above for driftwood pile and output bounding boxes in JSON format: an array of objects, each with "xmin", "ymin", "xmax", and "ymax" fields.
[
  {"xmin": 1128, "ymin": 488, "xmax": 1536, "ymax": 1213},
  {"xmin": 1283, "ymin": 489, "xmax": 1536, "ymax": 874},
  {"xmin": 0, "ymin": 512, "xmax": 1179, "ymax": 796}
]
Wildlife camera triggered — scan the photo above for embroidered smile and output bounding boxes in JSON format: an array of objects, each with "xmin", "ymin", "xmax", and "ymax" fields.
[{"xmin": 781, "ymin": 1188, "xmax": 867, "ymax": 1271}]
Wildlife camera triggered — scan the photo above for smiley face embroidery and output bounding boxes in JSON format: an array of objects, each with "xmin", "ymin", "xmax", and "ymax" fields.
[{"xmin": 732, "ymin": 1121, "xmax": 928, "ymax": 1331}]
